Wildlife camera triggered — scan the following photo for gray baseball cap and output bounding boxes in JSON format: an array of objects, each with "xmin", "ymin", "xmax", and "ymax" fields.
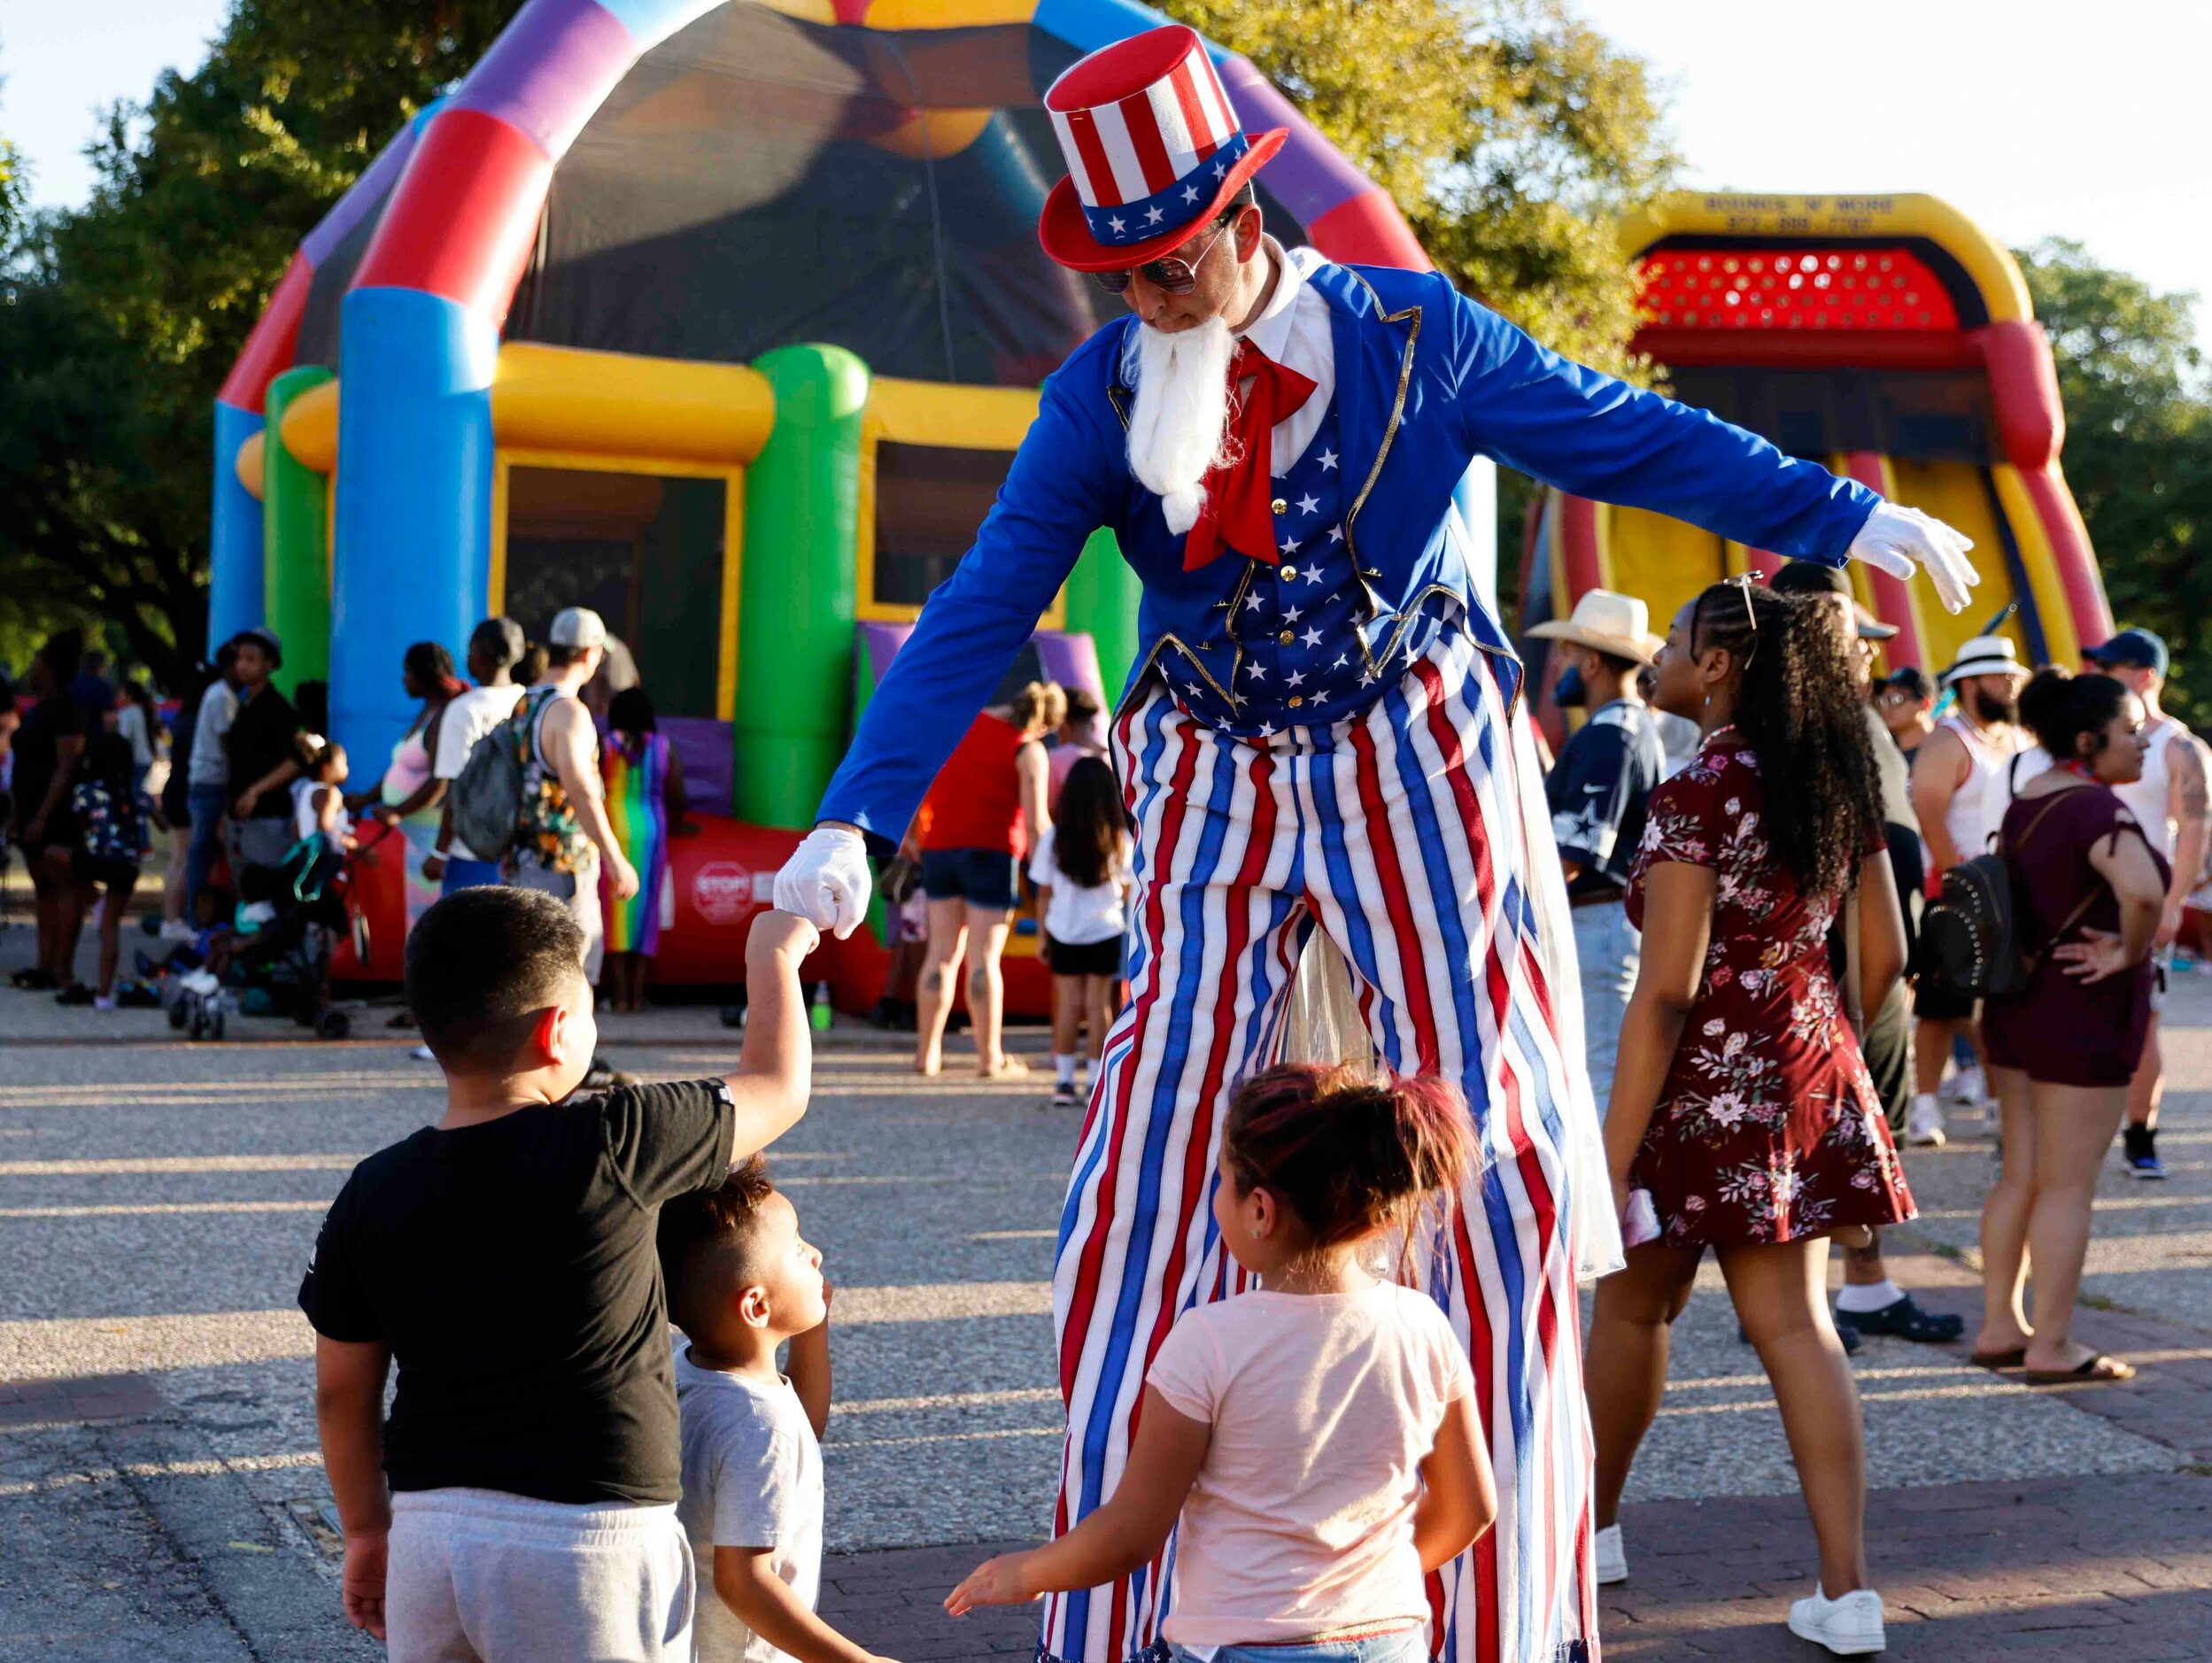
[{"xmin": 548, "ymin": 607, "xmax": 607, "ymax": 649}]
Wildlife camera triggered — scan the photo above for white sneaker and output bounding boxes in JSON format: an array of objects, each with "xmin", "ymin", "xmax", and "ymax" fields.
[
  {"xmin": 159, "ymin": 919, "xmax": 195, "ymax": 942},
  {"xmin": 1593, "ymin": 1522, "xmax": 1628, "ymax": 1585},
  {"xmin": 410, "ymin": 1044, "xmax": 436, "ymax": 1062},
  {"xmin": 1906, "ymin": 1094, "xmax": 1946, "ymax": 1148},
  {"xmin": 1787, "ymin": 1586, "xmax": 1885, "ymax": 1655},
  {"xmin": 1944, "ymin": 1064, "xmax": 1988, "ymax": 1110}
]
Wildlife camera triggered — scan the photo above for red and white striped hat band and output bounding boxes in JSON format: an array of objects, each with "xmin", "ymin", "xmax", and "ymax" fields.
[{"xmin": 1045, "ymin": 26, "xmax": 1252, "ymax": 251}]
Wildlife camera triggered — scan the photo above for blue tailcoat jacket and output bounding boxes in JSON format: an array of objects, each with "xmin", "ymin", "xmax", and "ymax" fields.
[{"xmin": 819, "ymin": 261, "xmax": 1879, "ymax": 847}]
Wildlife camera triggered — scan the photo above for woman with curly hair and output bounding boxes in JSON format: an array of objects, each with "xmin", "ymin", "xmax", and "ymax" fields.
[{"xmin": 1582, "ymin": 579, "xmax": 1914, "ymax": 1658}]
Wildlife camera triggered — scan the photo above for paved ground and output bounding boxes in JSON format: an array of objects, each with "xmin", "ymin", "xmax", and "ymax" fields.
[{"xmin": 2, "ymin": 907, "xmax": 2208, "ymax": 1660}]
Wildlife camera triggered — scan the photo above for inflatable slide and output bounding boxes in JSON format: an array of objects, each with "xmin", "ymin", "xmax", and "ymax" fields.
[{"xmin": 1524, "ymin": 192, "xmax": 2111, "ymax": 733}]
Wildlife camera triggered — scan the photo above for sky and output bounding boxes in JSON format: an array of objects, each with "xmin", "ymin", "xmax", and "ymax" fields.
[{"xmin": 8, "ymin": 0, "xmax": 2212, "ymax": 347}]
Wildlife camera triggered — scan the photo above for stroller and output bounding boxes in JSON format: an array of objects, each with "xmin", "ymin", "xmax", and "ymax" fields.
[{"xmin": 169, "ymin": 824, "xmax": 387, "ymax": 1040}]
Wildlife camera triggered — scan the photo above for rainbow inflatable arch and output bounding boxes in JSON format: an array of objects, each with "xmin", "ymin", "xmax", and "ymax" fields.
[{"xmin": 209, "ymin": 0, "xmax": 1440, "ymax": 994}]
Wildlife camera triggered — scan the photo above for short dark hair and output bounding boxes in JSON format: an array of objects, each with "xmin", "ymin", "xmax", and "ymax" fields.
[
  {"xmin": 406, "ymin": 886, "xmax": 587, "ymax": 1071},
  {"xmin": 38, "ymin": 630, "xmax": 84, "ymax": 685},
  {"xmin": 1887, "ymin": 666, "xmax": 1933, "ymax": 703},
  {"xmin": 1767, "ymin": 560, "xmax": 1852, "ymax": 600},
  {"xmin": 658, "ymin": 1157, "xmax": 777, "ymax": 1338},
  {"xmin": 607, "ymin": 686, "xmax": 657, "ymax": 735},
  {"xmin": 1594, "ymin": 648, "xmax": 1643, "ymax": 678},
  {"xmin": 545, "ymin": 644, "xmax": 591, "ymax": 671}
]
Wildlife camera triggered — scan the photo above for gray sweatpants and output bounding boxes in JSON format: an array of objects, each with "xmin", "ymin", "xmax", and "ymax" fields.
[
  {"xmin": 388, "ymin": 1488, "xmax": 693, "ymax": 1663},
  {"xmin": 508, "ymin": 855, "xmax": 605, "ymax": 982}
]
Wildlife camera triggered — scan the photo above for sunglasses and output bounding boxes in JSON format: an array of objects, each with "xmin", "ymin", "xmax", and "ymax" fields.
[{"xmin": 1093, "ymin": 223, "xmax": 1229, "ymax": 296}]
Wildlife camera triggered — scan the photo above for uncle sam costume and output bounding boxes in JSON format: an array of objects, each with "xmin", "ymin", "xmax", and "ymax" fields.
[{"xmin": 800, "ymin": 27, "xmax": 1921, "ymax": 1663}]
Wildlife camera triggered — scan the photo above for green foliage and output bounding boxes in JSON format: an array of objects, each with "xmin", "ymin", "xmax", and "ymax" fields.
[
  {"xmin": 2017, "ymin": 239, "xmax": 2212, "ymax": 726},
  {"xmin": 1161, "ymin": 0, "xmax": 1676, "ymax": 376},
  {"xmin": 0, "ymin": 2, "xmax": 514, "ymax": 691}
]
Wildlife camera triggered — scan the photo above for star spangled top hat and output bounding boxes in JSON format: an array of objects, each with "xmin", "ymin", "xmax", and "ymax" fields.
[{"xmin": 1038, "ymin": 25, "xmax": 1287, "ymax": 273}]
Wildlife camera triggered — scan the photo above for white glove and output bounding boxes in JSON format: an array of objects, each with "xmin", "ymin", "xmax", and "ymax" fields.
[
  {"xmin": 1847, "ymin": 502, "xmax": 1978, "ymax": 615},
  {"xmin": 771, "ymin": 825, "xmax": 873, "ymax": 939}
]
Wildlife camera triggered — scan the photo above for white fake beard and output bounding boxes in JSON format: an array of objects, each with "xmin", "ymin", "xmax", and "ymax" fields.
[{"xmin": 1126, "ymin": 316, "xmax": 1238, "ymax": 534}]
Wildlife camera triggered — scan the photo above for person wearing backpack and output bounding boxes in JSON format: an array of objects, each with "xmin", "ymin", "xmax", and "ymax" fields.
[
  {"xmin": 505, "ymin": 608, "xmax": 640, "ymax": 992},
  {"xmin": 1970, "ymin": 669, "xmax": 2167, "ymax": 1385},
  {"xmin": 422, "ymin": 619, "xmax": 528, "ymax": 896}
]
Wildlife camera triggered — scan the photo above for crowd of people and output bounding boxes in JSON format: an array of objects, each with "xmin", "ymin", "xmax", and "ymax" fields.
[{"xmin": 0, "ymin": 606, "xmax": 692, "ymax": 1063}]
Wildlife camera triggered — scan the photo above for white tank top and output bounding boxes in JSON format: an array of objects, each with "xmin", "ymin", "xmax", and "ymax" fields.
[
  {"xmin": 1937, "ymin": 711, "xmax": 2030, "ymax": 860},
  {"xmin": 2114, "ymin": 715, "xmax": 2182, "ymax": 860}
]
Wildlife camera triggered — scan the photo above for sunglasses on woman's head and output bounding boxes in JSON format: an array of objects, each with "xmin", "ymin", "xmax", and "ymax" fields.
[{"xmin": 1093, "ymin": 223, "xmax": 1229, "ymax": 296}]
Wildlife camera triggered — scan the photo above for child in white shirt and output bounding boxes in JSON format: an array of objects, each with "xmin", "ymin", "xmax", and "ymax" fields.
[
  {"xmin": 660, "ymin": 1160, "xmax": 887, "ymax": 1663},
  {"xmin": 1027, "ymin": 755, "xmax": 1131, "ymax": 1108},
  {"xmin": 290, "ymin": 735, "xmax": 354, "ymax": 854}
]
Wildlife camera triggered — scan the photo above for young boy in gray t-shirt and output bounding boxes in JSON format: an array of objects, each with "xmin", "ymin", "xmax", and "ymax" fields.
[{"xmin": 661, "ymin": 1161, "xmax": 886, "ymax": 1663}]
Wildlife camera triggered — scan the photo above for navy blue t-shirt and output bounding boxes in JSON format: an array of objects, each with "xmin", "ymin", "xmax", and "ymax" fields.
[{"xmin": 1547, "ymin": 700, "xmax": 1667, "ymax": 901}]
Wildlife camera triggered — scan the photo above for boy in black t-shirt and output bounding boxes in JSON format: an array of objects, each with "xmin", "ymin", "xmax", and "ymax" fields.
[{"xmin": 301, "ymin": 886, "xmax": 820, "ymax": 1661}]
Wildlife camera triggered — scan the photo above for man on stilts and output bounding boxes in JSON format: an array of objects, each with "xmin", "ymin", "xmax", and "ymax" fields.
[{"xmin": 774, "ymin": 27, "xmax": 1977, "ymax": 1663}]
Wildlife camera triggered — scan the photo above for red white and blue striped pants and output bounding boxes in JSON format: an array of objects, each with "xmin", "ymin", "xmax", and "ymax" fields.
[{"xmin": 1046, "ymin": 625, "xmax": 1597, "ymax": 1663}]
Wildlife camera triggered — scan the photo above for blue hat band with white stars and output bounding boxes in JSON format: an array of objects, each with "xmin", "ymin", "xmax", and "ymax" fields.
[{"xmin": 1082, "ymin": 132, "xmax": 1250, "ymax": 251}]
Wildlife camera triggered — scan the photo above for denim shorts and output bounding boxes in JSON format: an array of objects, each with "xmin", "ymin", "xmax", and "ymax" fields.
[
  {"xmin": 920, "ymin": 847, "xmax": 1021, "ymax": 912},
  {"xmin": 1171, "ymin": 1625, "xmax": 1428, "ymax": 1663}
]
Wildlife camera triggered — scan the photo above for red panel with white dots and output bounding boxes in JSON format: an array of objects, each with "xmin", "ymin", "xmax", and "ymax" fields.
[{"xmin": 1635, "ymin": 247, "xmax": 1960, "ymax": 332}]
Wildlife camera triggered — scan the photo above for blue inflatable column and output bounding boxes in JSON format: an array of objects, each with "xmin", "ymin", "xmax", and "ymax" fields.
[
  {"xmin": 208, "ymin": 401, "xmax": 267, "ymax": 654},
  {"xmin": 330, "ymin": 288, "xmax": 496, "ymax": 770}
]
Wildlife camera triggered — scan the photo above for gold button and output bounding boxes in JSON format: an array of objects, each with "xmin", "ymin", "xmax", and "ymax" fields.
[
  {"xmin": 1288, "ymin": 695, "xmax": 1305, "ymax": 708},
  {"xmin": 1278, "ymin": 630, "xmax": 1295, "ymax": 645},
  {"xmin": 1280, "ymin": 566, "xmax": 1297, "ymax": 581},
  {"xmin": 1271, "ymin": 498, "xmax": 1288, "ymax": 515}
]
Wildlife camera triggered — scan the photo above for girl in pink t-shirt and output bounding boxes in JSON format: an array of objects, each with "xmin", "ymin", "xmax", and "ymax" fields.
[{"xmin": 947, "ymin": 1064, "xmax": 1497, "ymax": 1660}]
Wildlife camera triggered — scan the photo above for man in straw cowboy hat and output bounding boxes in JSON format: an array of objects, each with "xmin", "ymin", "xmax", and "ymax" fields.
[
  {"xmin": 1907, "ymin": 633, "xmax": 2038, "ymax": 1147},
  {"xmin": 772, "ymin": 24, "xmax": 1981, "ymax": 1662},
  {"xmin": 1530, "ymin": 591, "xmax": 1667, "ymax": 1114}
]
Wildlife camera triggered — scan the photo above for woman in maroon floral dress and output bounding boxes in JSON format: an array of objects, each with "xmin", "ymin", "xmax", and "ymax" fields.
[{"xmin": 1582, "ymin": 580, "xmax": 1913, "ymax": 1659}]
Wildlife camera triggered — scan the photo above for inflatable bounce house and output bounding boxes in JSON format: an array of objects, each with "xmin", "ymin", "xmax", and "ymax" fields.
[
  {"xmin": 206, "ymin": 0, "xmax": 1442, "ymax": 1006},
  {"xmin": 1522, "ymin": 192, "xmax": 2111, "ymax": 741}
]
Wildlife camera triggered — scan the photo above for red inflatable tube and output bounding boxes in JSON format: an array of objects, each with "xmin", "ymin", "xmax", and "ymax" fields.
[
  {"xmin": 1971, "ymin": 319, "xmax": 2064, "ymax": 471},
  {"xmin": 352, "ymin": 109, "xmax": 555, "ymax": 321},
  {"xmin": 216, "ymin": 252, "xmax": 314, "ymax": 414},
  {"xmin": 2019, "ymin": 463, "xmax": 2114, "ymax": 647},
  {"xmin": 1308, "ymin": 191, "xmax": 1430, "ymax": 273},
  {"xmin": 1840, "ymin": 452, "xmax": 1926, "ymax": 669}
]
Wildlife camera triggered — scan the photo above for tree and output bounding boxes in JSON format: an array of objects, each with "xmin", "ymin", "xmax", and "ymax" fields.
[
  {"xmin": 1162, "ymin": 0, "xmax": 1676, "ymax": 375},
  {"xmin": 0, "ymin": 3, "xmax": 515, "ymax": 690},
  {"xmin": 2017, "ymin": 239, "xmax": 2212, "ymax": 726}
]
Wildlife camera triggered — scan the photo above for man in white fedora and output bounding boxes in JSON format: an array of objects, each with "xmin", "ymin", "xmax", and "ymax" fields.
[
  {"xmin": 1530, "ymin": 591, "xmax": 1667, "ymax": 1110},
  {"xmin": 1907, "ymin": 633, "xmax": 2038, "ymax": 1144}
]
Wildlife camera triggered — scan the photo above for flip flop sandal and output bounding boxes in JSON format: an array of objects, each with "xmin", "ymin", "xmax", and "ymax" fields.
[
  {"xmin": 983, "ymin": 1056, "xmax": 1032, "ymax": 1079},
  {"xmin": 2024, "ymin": 1354, "xmax": 2136, "ymax": 1385},
  {"xmin": 1969, "ymin": 1346, "xmax": 2027, "ymax": 1369}
]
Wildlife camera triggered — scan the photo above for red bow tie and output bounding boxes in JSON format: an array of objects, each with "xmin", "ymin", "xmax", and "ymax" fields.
[{"xmin": 1182, "ymin": 337, "xmax": 1318, "ymax": 573}]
